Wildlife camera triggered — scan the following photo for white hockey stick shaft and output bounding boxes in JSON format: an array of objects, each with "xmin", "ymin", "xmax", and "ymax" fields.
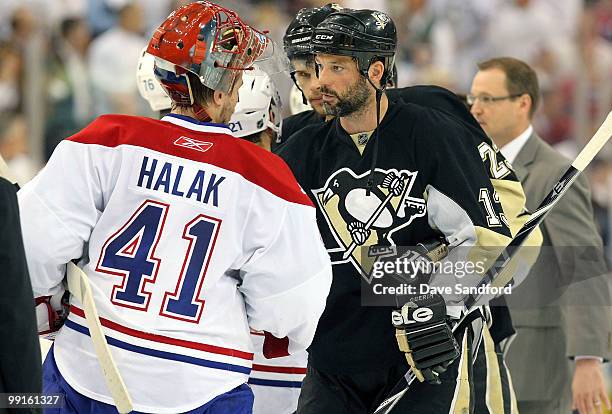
[
  {"xmin": 67, "ymin": 262, "xmax": 134, "ymax": 413},
  {"xmin": 573, "ymin": 111, "xmax": 612, "ymax": 171}
]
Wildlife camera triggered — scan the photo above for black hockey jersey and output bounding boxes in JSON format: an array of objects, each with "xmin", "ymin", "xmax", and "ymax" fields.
[
  {"xmin": 277, "ymin": 85, "xmax": 476, "ymax": 146},
  {"xmin": 275, "ymin": 109, "xmax": 325, "ymax": 151},
  {"xmin": 277, "ymin": 99, "xmax": 537, "ymax": 374}
]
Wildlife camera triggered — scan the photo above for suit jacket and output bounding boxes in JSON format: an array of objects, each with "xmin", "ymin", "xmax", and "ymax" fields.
[
  {"xmin": 0, "ymin": 177, "xmax": 41, "ymax": 406},
  {"xmin": 505, "ymin": 133, "xmax": 612, "ymax": 402}
]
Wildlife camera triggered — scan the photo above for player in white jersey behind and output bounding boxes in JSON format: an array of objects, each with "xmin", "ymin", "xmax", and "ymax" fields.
[
  {"xmin": 19, "ymin": 2, "xmax": 332, "ymax": 413},
  {"xmin": 228, "ymin": 68, "xmax": 308, "ymax": 414},
  {"xmin": 137, "ymin": 49, "xmax": 308, "ymax": 414}
]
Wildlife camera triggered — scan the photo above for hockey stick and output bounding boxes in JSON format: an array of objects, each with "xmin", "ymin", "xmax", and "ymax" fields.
[
  {"xmin": 67, "ymin": 262, "xmax": 134, "ymax": 413},
  {"xmin": 0, "ymin": 154, "xmax": 134, "ymax": 413},
  {"xmin": 372, "ymin": 111, "xmax": 612, "ymax": 414}
]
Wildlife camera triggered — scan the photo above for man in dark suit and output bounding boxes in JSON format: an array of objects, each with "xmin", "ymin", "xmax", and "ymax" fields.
[
  {"xmin": 0, "ymin": 173, "xmax": 42, "ymax": 409},
  {"xmin": 470, "ymin": 57, "xmax": 612, "ymax": 414}
]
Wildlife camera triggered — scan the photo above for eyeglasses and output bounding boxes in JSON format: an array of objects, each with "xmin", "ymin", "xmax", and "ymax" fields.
[{"xmin": 466, "ymin": 93, "xmax": 523, "ymax": 105}]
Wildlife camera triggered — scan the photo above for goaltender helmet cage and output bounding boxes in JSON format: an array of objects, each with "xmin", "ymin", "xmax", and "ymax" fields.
[
  {"xmin": 311, "ymin": 9, "xmax": 397, "ymax": 86},
  {"xmin": 229, "ymin": 66, "xmax": 282, "ymax": 139},
  {"xmin": 283, "ymin": 3, "xmax": 343, "ymax": 60},
  {"xmin": 146, "ymin": 1, "xmax": 272, "ymax": 106}
]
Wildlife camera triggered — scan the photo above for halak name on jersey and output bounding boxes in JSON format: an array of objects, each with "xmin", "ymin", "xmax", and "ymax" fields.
[{"xmin": 136, "ymin": 156, "xmax": 225, "ymax": 207}]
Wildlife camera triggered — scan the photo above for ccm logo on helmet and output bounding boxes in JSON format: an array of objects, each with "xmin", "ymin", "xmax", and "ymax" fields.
[
  {"xmin": 315, "ymin": 34, "xmax": 333, "ymax": 41},
  {"xmin": 391, "ymin": 307, "xmax": 434, "ymax": 325}
]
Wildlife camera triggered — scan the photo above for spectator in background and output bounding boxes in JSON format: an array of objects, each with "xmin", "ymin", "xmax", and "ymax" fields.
[
  {"xmin": 0, "ymin": 42, "xmax": 22, "ymax": 112},
  {"xmin": 533, "ymin": 0, "xmax": 612, "ymax": 153},
  {"xmin": 9, "ymin": 6, "xmax": 36, "ymax": 49},
  {"xmin": 573, "ymin": 0, "xmax": 612, "ymax": 149},
  {"xmin": 434, "ymin": 0, "xmax": 499, "ymax": 91},
  {"xmin": 45, "ymin": 17, "xmax": 93, "ymax": 161},
  {"xmin": 0, "ymin": 112, "xmax": 39, "ymax": 186},
  {"xmin": 0, "ymin": 5, "xmax": 37, "ymax": 114},
  {"xmin": 397, "ymin": 0, "xmax": 436, "ymax": 64},
  {"xmin": 485, "ymin": 0, "xmax": 557, "ymax": 65},
  {"xmin": 470, "ymin": 56, "xmax": 611, "ymax": 414},
  {"xmin": 89, "ymin": 1, "xmax": 147, "ymax": 116},
  {"xmin": 87, "ymin": 0, "xmax": 119, "ymax": 38},
  {"xmin": 591, "ymin": 0, "xmax": 612, "ymax": 42},
  {"xmin": 395, "ymin": 0, "xmax": 456, "ymax": 89}
]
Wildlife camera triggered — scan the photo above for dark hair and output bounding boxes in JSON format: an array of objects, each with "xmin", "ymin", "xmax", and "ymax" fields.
[
  {"xmin": 241, "ymin": 132, "xmax": 263, "ymax": 144},
  {"xmin": 60, "ymin": 17, "xmax": 83, "ymax": 39},
  {"xmin": 185, "ymin": 71, "xmax": 215, "ymax": 107},
  {"xmin": 290, "ymin": 54, "xmax": 315, "ymax": 68},
  {"xmin": 477, "ymin": 57, "xmax": 540, "ymax": 118}
]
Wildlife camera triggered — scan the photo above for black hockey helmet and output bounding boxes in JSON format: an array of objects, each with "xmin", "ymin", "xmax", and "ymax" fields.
[
  {"xmin": 387, "ymin": 63, "xmax": 398, "ymax": 88},
  {"xmin": 283, "ymin": 3, "xmax": 343, "ymax": 59},
  {"xmin": 311, "ymin": 9, "xmax": 396, "ymax": 86}
]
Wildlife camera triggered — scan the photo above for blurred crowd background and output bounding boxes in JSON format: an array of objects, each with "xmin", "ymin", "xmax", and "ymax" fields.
[{"xmin": 0, "ymin": 0, "xmax": 610, "ymax": 406}]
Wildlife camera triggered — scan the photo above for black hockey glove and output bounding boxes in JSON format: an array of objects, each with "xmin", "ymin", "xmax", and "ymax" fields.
[{"xmin": 392, "ymin": 293, "xmax": 460, "ymax": 384}]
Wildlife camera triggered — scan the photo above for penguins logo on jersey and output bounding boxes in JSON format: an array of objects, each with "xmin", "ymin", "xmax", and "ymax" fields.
[{"xmin": 312, "ymin": 167, "xmax": 426, "ymax": 282}]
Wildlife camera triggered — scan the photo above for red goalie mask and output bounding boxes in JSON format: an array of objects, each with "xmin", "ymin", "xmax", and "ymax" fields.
[{"xmin": 146, "ymin": 1, "xmax": 286, "ymax": 106}]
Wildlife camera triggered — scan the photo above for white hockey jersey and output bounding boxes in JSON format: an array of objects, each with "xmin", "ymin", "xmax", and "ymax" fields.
[
  {"xmin": 18, "ymin": 114, "xmax": 332, "ymax": 413},
  {"xmin": 249, "ymin": 330, "xmax": 307, "ymax": 414}
]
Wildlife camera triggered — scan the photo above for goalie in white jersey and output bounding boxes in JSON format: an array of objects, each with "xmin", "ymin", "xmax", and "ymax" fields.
[
  {"xmin": 138, "ymin": 48, "xmax": 308, "ymax": 414},
  {"xmin": 19, "ymin": 2, "xmax": 332, "ymax": 413}
]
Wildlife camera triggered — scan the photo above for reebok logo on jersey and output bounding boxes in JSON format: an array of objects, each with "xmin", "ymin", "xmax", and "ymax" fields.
[{"xmin": 174, "ymin": 136, "xmax": 213, "ymax": 153}]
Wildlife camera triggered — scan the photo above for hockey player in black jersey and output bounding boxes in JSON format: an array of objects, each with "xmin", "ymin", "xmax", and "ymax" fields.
[
  {"xmin": 277, "ymin": 8, "xmax": 541, "ymax": 414},
  {"xmin": 279, "ymin": 4, "xmax": 341, "ymax": 145},
  {"xmin": 281, "ymin": 6, "xmax": 518, "ymax": 356},
  {"xmin": 279, "ymin": 4, "xmax": 481, "ymax": 146}
]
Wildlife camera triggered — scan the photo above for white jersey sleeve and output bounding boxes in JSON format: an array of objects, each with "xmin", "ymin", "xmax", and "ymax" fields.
[
  {"xmin": 240, "ymin": 187, "xmax": 331, "ymax": 356},
  {"xmin": 19, "ymin": 138, "xmax": 112, "ymax": 296}
]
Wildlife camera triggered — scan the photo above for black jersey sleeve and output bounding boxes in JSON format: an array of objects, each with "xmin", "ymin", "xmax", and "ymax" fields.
[
  {"xmin": 395, "ymin": 90, "xmax": 541, "ymax": 287},
  {"xmin": 414, "ymin": 109, "xmax": 512, "ymax": 242},
  {"xmin": 275, "ymin": 122, "xmax": 325, "ymax": 189},
  {"xmin": 275, "ymin": 110, "xmax": 324, "ymax": 151},
  {"xmin": 411, "ymin": 109, "xmax": 541, "ymax": 311}
]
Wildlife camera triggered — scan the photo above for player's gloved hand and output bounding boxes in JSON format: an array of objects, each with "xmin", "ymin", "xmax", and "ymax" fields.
[
  {"xmin": 35, "ymin": 289, "xmax": 70, "ymax": 338},
  {"xmin": 392, "ymin": 293, "xmax": 460, "ymax": 384}
]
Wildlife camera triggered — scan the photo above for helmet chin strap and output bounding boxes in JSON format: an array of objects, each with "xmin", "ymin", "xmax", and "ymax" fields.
[
  {"xmin": 365, "ymin": 73, "xmax": 386, "ymax": 196},
  {"xmin": 192, "ymin": 104, "xmax": 212, "ymax": 122}
]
